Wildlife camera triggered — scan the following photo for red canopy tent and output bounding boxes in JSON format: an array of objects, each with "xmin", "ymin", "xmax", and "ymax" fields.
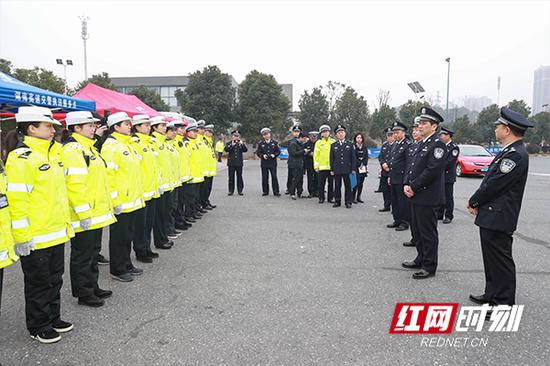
[{"xmin": 74, "ymin": 83, "xmax": 163, "ymax": 117}]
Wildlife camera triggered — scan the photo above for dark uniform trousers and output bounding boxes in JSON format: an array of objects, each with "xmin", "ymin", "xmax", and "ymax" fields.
[
  {"xmin": 412, "ymin": 204, "xmax": 439, "ymax": 273},
  {"xmin": 193, "ymin": 183, "xmax": 203, "ymax": 214},
  {"xmin": 228, "ymin": 166, "xmax": 244, "ymax": 194},
  {"xmin": 352, "ymin": 173, "xmax": 366, "ymax": 201},
  {"xmin": 333, "ymin": 173, "xmax": 352, "ymax": 204},
  {"xmin": 289, "ymin": 166, "xmax": 304, "ymax": 195},
  {"xmin": 70, "ymin": 228, "xmax": 102, "ymax": 298},
  {"xmin": 305, "ymin": 163, "xmax": 318, "ymax": 196},
  {"xmin": 317, "ymin": 170, "xmax": 334, "ymax": 201},
  {"xmin": 381, "ymin": 176, "xmax": 391, "ymax": 210},
  {"xmin": 286, "ymin": 166, "xmax": 294, "ymax": 193},
  {"xmin": 183, "ymin": 183, "xmax": 198, "ymax": 219},
  {"xmin": 21, "ymin": 244, "xmax": 65, "ymax": 334},
  {"xmin": 261, "ymin": 166, "xmax": 279, "ymax": 194},
  {"xmin": 134, "ymin": 199, "xmax": 156, "ymax": 256},
  {"xmin": 391, "ymin": 184, "xmax": 410, "ymax": 226},
  {"xmin": 166, "ymin": 189, "xmax": 177, "ymax": 234},
  {"xmin": 153, "ymin": 193, "xmax": 170, "ymax": 247},
  {"xmin": 480, "ymin": 228, "xmax": 516, "ymax": 305},
  {"xmin": 437, "ymin": 183, "xmax": 455, "ymax": 220},
  {"xmin": 200, "ymin": 176, "xmax": 214, "ymax": 207},
  {"xmin": 110, "ymin": 210, "xmax": 137, "ymax": 276},
  {"xmin": 175, "ymin": 186, "xmax": 186, "ymax": 226}
]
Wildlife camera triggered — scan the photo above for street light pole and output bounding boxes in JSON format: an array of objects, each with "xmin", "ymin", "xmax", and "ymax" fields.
[{"xmin": 445, "ymin": 57, "xmax": 451, "ymax": 121}]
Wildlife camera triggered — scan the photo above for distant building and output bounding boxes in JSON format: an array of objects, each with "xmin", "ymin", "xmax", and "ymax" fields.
[
  {"xmin": 533, "ymin": 66, "xmax": 550, "ymax": 115},
  {"xmin": 463, "ymin": 96, "xmax": 492, "ymax": 112},
  {"xmin": 111, "ymin": 75, "xmax": 293, "ymax": 112}
]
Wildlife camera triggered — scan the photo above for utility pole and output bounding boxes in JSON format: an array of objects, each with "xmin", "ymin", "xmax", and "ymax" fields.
[
  {"xmin": 445, "ymin": 57, "xmax": 451, "ymax": 121},
  {"xmin": 80, "ymin": 15, "xmax": 90, "ymax": 80},
  {"xmin": 497, "ymin": 76, "xmax": 501, "ymax": 106}
]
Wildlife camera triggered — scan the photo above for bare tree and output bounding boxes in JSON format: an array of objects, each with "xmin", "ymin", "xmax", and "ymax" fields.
[
  {"xmin": 322, "ymin": 81, "xmax": 347, "ymax": 117},
  {"xmin": 376, "ymin": 89, "xmax": 391, "ymax": 108}
]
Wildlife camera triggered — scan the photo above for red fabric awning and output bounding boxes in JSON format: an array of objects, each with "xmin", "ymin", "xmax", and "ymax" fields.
[{"xmin": 74, "ymin": 83, "xmax": 163, "ymax": 117}]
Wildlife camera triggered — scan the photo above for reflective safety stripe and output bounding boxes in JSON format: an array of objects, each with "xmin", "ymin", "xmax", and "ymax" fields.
[
  {"xmin": 143, "ymin": 191, "xmax": 156, "ymax": 198},
  {"xmin": 12, "ymin": 218, "xmax": 30, "ymax": 229},
  {"xmin": 7, "ymin": 183, "xmax": 33, "ymax": 193},
  {"xmin": 191, "ymin": 177, "xmax": 203, "ymax": 183},
  {"xmin": 71, "ymin": 213, "xmax": 114, "ymax": 229},
  {"xmin": 110, "ymin": 191, "xmax": 118, "ymax": 199},
  {"xmin": 65, "ymin": 167, "xmax": 88, "ymax": 176},
  {"xmin": 202, "ymin": 170, "xmax": 209, "ymax": 175},
  {"xmin": 106, "ymin": 162, "xmax": 118, "ymax": 170},
  {"xmin": 33, "ymin": 228, "xmax": 68, "ymax": 244},
  {"xmin": 319, "ymin": 165, "xmax": 329, "ymax": 170},
  {"xmin": 0, "ymin": 250, "xmax": 8, "ymax": 261},
  {"xmin": 73, "ymin": 203, "xmax": 91, "ymax": 213},
  {"xmin": 120, "ymin": 199, "xmax": 142, "ymax": 210},
  {"xmin": 160, "ymin": 183, "xmax": 170, "ymax": 189}
]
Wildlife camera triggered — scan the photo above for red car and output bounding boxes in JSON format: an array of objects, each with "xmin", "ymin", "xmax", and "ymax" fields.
[{"xmin": 456, "ymin": 144, "xmax": 494, "ymax": 177}]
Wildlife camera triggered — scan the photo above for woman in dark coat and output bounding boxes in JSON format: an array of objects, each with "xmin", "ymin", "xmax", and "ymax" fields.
[{"xmin": 352, "ymin": 132, "xmax": 369, "ymax": 203}]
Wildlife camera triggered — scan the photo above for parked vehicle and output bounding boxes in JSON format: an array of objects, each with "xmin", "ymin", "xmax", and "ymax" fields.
[{"xmin": 456, "ymin": 144, "xmax": 494, "ymax": 176}]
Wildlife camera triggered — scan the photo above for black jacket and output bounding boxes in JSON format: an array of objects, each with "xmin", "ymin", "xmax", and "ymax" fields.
[
  {"xmin": 405, "ymin": 133, "xmax": 447, "ymax": 206},
  {"xmin": 255, "ymin": 139, "xmax": 281, "ymax": 167},
  {"xmin": 225, "ymin": 141, "xmax": 248, "ymax": 167},
  {"xmin": 287, "ymin": 140, "xmax": 306, "ymax": 169},
  {"xmin": 354, "ymin": 144, "xmax": 369, "ymax": 173},
  {"xmin": 469, "ymin": 140, "xmax": 528, "ymax": 233},
  {"xmin": 303, "ymin": 140, "xmax": 315, "ymax": 168},
  {"xmin": 330, "ymin": 139, "xmax": 356, "ymax": 175},
  {"xmin": 389, "ymin": 139, "xmax": 411, "ymax": 184},
  {"xmin": 378, "ymin": 141, "xmax": 393, "ymax": 177},
  {"xmin": 444, "ymin": 141, "xmax": 460, "ymax": 184}
]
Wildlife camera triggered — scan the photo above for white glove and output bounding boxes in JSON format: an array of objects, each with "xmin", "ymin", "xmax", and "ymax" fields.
[
  {"xmin": 14, "ymin": 240, "xmax": 35, "ymax": 257},
  {"xmin": 159, "ymin": 186, "xmax": 165, "ymax": 195},
  {"xmin": 80, "ymin": 218, "xmax": 92, "ymax": 230},
  {"xmin": 113, "ymin": 205, "xmax": 123, "ymax": 215}
]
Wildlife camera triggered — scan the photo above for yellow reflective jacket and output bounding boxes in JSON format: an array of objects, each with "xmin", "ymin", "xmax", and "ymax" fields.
[
  {"xmin": 6, "ymin": 136, "xmax": 74, "ymax": 250},
  {"xmin": 184, "ymin": 137, "xmax": 205, "ymax": 184},
  {"xmin": 203, "ymin": 135, "xmax": 217, "ymax": 177},
  {"xmin": 197, "ymin": 133, "xmax": 210, "ymax": 177},
  {"xmin": 60, "ymin": 133, "xmax": 116, "ymax": 232},
  {"xmin": 150, "ymin": 132, "xmax": 174, "ymax": 192},
  {"xmin": 175, "ymin": 135, "xmax": 191, "ymax": 183},
  {"xmin": 100, "ymin": 132, "xmax": 144, "ymax": 214},
  {"xmin": 166, "ymin": 138, "xmax": 182, "ymax": 188},
  {"xmin": 314, "ymin": 137, "xmax": 336, "ymax": 171},
  {"xmin": 132, "ymin": 133, "xmax": 161, "ymax": 201},
  {"xmin": 215, "ymin": 140, "xmax": 225, "ymax": 153},
  {"xmin": 0, "ymin": 168, "xmax": 18, "ymax": 269}
]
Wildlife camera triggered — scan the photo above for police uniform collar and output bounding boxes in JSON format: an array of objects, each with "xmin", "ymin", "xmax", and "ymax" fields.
[
  {"xmin": 23, "ymin": 135, "xmax": 51, "ymax": 153},
  {"xmin": 111, "ymin": 131, "xmax": 132, "ymax": 143},
  {"xmin": 72, "ymin": 132, "xmax": 97, "ymax": 148},
  {"xmin": 152, "ymin": 131, "xmax": 167, "ymax": 142},
  {"xmin": 136, "ymin": 132, "xmax": 152, "ymax": 142}
]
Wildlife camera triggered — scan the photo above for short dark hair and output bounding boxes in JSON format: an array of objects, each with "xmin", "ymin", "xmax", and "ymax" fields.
[{"xmin": 509, "ymin": 125, "xmax": 525, "ymax": 137}]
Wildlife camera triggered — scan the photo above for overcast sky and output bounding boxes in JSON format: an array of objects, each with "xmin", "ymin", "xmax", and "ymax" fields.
[{"xmin": 1, "ymin": 0, "xmax": 549, "ymax": 111}]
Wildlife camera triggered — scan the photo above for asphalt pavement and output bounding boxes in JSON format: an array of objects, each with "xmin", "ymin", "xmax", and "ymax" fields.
[{"xmin": 1, "ymin": 157, "xmax": 549, "ymax": 365}]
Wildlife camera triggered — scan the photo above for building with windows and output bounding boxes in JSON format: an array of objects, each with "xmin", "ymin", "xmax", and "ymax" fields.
[
  {"xmin": 111, "ymin": 75, "xmax": 293, "ymax": 112},
  {"xmin": 463, "ymin": 95, "xmax": 492, "ymax": 112},
  {"xmin": 533, "ymin": 66, "xmax": 550, "ymax": 115}
]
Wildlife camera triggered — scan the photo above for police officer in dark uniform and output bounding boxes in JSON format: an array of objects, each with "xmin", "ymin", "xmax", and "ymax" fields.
[
  {"xmin": 256, "ymin": 127, "xmax": 281, "ymax": 196},
  {"xmin": 330, "ymin": 125, "xmax": 356, "ymax": 208},
  {"xmin": 387, "ymin": 121, "xmax": 411, "ymax": 231},
  {"xmin": 225, "ymin": 130, "xmax": 248, "ymax": 195},
  {"xmin": 377, "ymin": 128, "xmax": 394, "ymax": 212},
  {"xmin": 467, "ymin": 107, "xmax": 533, "ymax": 307},
  {"xmin": 402, "ymin": 107, "xmax": 446, "ymax": 279},
  {"xmin": 437, "ymin": 126, "xmax": 460, "ymax": 223},
  {"xmin": 287, "ymin": 132, "xmax": 309, "ymax": 199},
  {"xmin": 285, "ymin": 125, "xmax": 302, "ymax": 194},
  {"xmin": 304, "ymin": 131, "xmax": 318, "ymax": 198},
  {"xmin": 403, "ymin": 118, "xmax": 422, "ymax": 247}
]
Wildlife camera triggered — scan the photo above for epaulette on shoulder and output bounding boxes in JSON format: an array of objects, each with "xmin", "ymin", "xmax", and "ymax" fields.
[
  {"xmin": 64, "ymin": 141, "xmax": 83, "ymax": 151},
  {"xmin": 13, "ymin": 147, "xmax": 32, "ymax": 159}
]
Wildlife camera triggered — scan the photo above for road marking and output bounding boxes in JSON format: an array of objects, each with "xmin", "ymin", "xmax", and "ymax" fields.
[{"xmin": 529, "ymin": 172, "xmax": 550, "ymax": 177}]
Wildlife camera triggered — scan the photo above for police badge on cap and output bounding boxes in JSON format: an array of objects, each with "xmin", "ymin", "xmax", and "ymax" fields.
[{"xmin": 418, "ymin": 107, "xmax": 444, "ymax": 124}]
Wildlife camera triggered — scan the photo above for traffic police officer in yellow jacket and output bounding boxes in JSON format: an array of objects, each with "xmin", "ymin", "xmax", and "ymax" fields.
[
  {"xmin": 183, "ymin": 121, "xmax": 205, "ymax": 220},
  {"xmin": 196, "ymin": 120, "xmax": 210, "ymax": 214},
  {"xmin": 172, "ymin": 119, "xmax": 193, "ymax": 231},
  {"xmin": 314, "ymin": 124, "xmax": 335, "ymax": 204},
  {"xmin": 149, "ymin": 116, "xmax": 176, "ymax": 249},
  {"xmin": 130, "ymin": 114, "xmax": 161, "ymax": 263},
  {"xmin": 5, "ymin": 106, "xmax": 75, "ymax": 344},
  {"xmin": 101, "ymin": 112, "xmax": 145, "ymax": 282},
  {"xmin": 200, "ymin": 123, "xmax": 217, "ymax": 210},
  {"xmin": 165, "ymin": 121, "xmax": 183, "ymax": 239},
  {"xmin": 60, "ymin": 111, "xmax": 116, "ymax": 307},
  {"xmin": 215, "ymin": 138, "xmax": 225, "ymax": 162}
]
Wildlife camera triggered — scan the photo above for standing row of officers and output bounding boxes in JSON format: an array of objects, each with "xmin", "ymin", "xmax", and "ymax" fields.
[
  {"xmin": 223, "ymin": 124, "xmax": 370, "ymax": 208},
  {"xmin": 0, "ymin": 106, "xmax": 220, "ymax": 344}
]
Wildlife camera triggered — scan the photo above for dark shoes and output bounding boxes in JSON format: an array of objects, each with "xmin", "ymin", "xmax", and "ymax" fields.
[
  {"xmin": 238, "ymin": 192, "xmax": 244, "ymax": 196},
  {"xmin": 136, "ymin": 255, "xmax": 153, "ymax": 263},
  {"xmin": 274, "ymin": 193, "xmax": 281, "ymax": 197},
  {"xmin": 318, "ymin": 199, "xmax": 325, "ymax": 204},
  {"xmin": 128, "ymin": 267, "xmax": 143, "ymax": 276},
  {"xmin": 412, "ymin": 269, "xmax": 435, "ymax": 279},
  {"xmin": 98, "ymin": 254, "xmax": 109, "ymax": 265},
  {"xmin": 111, "ymin": 273, "xmax": 133, "ymax": 282},
  {"xmin": 469, "ymin": 294, "xmax": 491, "ymax": 305},
  {"xmin": 356, "ymin": 198, "xmax": 364, "ymax": 203},
  {"xmin": 403, "ymin": 241, "xmax": 415, "ymax": 247},
  {"xmin": 387, "ymin": 222, "xmax": 400, "ymax": 228},
  {"xmin": 78, "ymin": 295, "xmax": 104, "ymax": 307},
  {"xmin": 402, "ymin": 260, "xmax": 421, "ymax": 269},
  {"xmin": 291, "ymin": 195, "xmax": 297, "ymax": 200},
  {"xmin": 378, "ymin": 208, "xmax": 390, "ymax": 212},
  {"xmin": 395, "ymin": 224, "xmax": 409, "ymax": 231},
  {"xmin": 52, "ymin": 320, "xmax": 74, "ymax": 333},
  {"xmin": 31, "ymin": 329, "xmax": 61, "ymax": 344},
  {"xmin": 345, "ymin": 203, "xmax": 352, "ymax": 209},
  {"xmin": 442, "ymin": 217, "xmax": 453, "ymax": 224},
  {"xmin": 262, "ymin": 193, "xmax": 268, "ymax": 196},
  {"xmin": 228, "ymin": 192, "xmax": 233, "ymax": 196},
  {"xmin": 186, "ymin": 217, "xmax": 196, "ymax": 223},
  {"xmin": 155, "ymin": 241, "xmax": 173, "ymax": 249},
  {"xmin": 95, "ymin": 288, "xmax": 113, "ymax": 299},
  {"xmin": 332, "ymin": 202, "xmax": 341, "ymax": 208}
]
